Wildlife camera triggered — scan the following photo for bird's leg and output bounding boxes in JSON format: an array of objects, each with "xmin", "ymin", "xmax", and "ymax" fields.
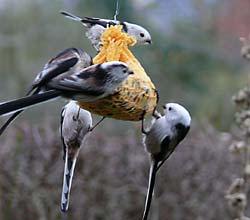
[
  {"xmin": 152, "ymin": 89, "xmax": 161, "ymax": 119},
  {"xmin": 89, "ymin": 116, "xmax": 106, "ymax": 132},
  {"xmin": 152, "ymin": 108, "xmax": 161, "ymax": 119},
  {"xmin": 141, "ymin": 110, "xmax": 149, "ymax": 135}
]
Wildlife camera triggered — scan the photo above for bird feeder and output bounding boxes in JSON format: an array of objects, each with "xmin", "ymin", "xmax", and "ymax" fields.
[{"xmin": 78, "ymin": 25, "xmax": 158, "ymax": 121}]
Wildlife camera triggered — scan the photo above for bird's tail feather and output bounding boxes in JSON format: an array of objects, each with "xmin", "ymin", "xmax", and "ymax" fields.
[
  {"xmin": 142, "ymin": 159, "xmax": 158, "ymax": 220},
  {"xmin": 0, "ymin": 90, "xmax": 62, "ymax": 116},
  {"xmin": 60, "ymin": 11, "xmax": 88, "ymax": 26},
  {"xmin": 0, "ymin": 110, "xmax": 23, "ymax": 135},
  {"xmin": 61, "ymin": 152, "xmax": 77, "ymax": 212},
  {"xmin": 0, "ymin": 88, "xmax": 40, "ymax": 136},
  {"xmin": 60, "ymin": 11, "xmax": 103, "ymax": 27}
]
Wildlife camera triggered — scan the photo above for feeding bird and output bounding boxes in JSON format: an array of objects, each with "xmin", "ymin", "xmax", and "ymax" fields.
[
  {"xmin": 60, "ymin": 101, "xmax": 92, "ymax": 212},
  {"xmin": 141, "ymin": 103, "xmax": 191, "ymax": 220},
  {"xmin": 61, "ymin": 11, "xmax": 152, "ymax": 51},
  {"xmin": 0, "ymin": 49, "xmax": 133, "ymax": 126},
  {"xmin": 0, "ymin": 48, "xmax": 92, "ymax": 135}
]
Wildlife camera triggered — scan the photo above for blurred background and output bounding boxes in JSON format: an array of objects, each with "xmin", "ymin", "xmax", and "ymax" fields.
[{"xmin": 0, "ymin": 0, "xmax": 249, "ymax": 219}]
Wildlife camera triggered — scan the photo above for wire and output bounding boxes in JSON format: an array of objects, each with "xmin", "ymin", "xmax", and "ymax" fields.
[{"xmin": 113, "ymin": 0, "xmax": 120, "ymax": 21}]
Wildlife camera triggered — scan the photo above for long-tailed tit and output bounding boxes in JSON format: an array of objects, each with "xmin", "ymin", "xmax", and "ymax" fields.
[
  {"xmin": 61, "ymin": 11, "xmax": 152, "ymax": 51},
  {"xmin": 0, "ymin": 50, "xmax": 133, "ymax": 122},
  {"xmin": 60, "ymin": 101, "xmax": 92, "ymax": 212},
  {"xmin": 0, "ymin": 48, "xmax": 92, "ymax": 135},
  {"xmin": 141, "ymin": 103, "xmax": 191, "ymax": 220}
]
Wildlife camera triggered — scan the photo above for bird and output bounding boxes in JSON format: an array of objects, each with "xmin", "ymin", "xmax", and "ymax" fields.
[
  {"xmin": 141, "ymin": 103, "xmax": 191, "ymax": 220},
  {"xmin": 0, "ymin": 48, "xmax": 92, "ymax": 135},
  {"xmin": 60, "ymin": 11, "xmax": 152, "ymax": 51},
  {"xmin": 60, "ymin": 100, "xmax": 92, "ymax": 212},
  {"xmin": 0, "ymin": 49, "xmax": 133, "ymax": 122}
]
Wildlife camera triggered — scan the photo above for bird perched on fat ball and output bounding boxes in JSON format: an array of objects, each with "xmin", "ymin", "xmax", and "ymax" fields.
[
  {"xmin": 141, "ymin": 103, "xmax": 191, "ymax": 220},
  {"xmin": 0, "ymin": 49, "xmax": 133, "ymax": 118},
  {"xmin": 60, "ymin": 101, "xmax": 92, "ymax": 212},
  {"xmin": 61, "ymin": 11, "xmax": 152, "ymax": 51}
]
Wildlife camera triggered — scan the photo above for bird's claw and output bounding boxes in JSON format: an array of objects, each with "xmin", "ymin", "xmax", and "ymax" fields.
[
  {"xmin": 89, "ymin": 116, "xmax": 106, "ymax": 132},
  {"xmin": 153, "ymin": 110, "xmax": 161, "ymax": 119}
]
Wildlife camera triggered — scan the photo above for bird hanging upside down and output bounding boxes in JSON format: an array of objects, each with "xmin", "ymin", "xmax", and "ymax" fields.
[
  {"xmin": 141, "ymin": 103, "xmax": 191, "ymax": 220},
  {"xmin": 60, "ymin": 101, "xmax": 93, "ymax": 212}
]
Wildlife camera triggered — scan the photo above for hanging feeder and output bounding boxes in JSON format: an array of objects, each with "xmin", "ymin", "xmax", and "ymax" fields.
[{"xmin": 78, "ymin": 25, "xmax": 158, "ymax": 121}]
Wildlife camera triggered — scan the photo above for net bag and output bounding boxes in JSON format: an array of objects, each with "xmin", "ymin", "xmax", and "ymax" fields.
[{"xmin": 78, "ymin": 25, "xmax": 158, "ymax": 121}]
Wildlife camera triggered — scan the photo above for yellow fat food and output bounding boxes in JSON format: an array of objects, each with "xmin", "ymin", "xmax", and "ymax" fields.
[{"xmin": 78, "ymin": 25, "xmax": 157, "ymax": 121}]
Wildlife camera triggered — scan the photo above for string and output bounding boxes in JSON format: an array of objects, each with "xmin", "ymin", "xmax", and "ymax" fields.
[{"xmin": 113, "ymin": 0, "xmax": 120, "ymax": 21}]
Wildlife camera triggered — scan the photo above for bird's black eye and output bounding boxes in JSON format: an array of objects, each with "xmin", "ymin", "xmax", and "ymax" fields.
[
  {"xmin": 140, "ymin": 33, "xmax": 145, "ymax": 37},
  {"xmin": 168, "ymin": 107, "xmax": 172, "ymax": 111},
  {"xmin": 123, "ymin": 69, "xmax": 127, "ymax": 73}
]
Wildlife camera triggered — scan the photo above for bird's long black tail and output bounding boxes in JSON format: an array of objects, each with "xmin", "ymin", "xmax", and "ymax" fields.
[
  {"xmin": 0, "ymin": 90, "xmax": 62, "ymax": 116},
  {"xmin": 60, "ymin": 11, "xmax": 110, "ymax": 28},
  {"xmin": 61, "ymin": 151, "xmax": 77, "ymax": 212},
  {"xmin": 142, "ymin": 159, "xmax": 158, "ymax": 220},
  {"xmin": 60, "ymin": 11, "xmax": 85, "ymax": 24},
  {"xmin": 0, "ymin": 88, "xmax": 40, "ymax": 136},
  {"xmin": 0, "ymin": 111, "xmax": 23, "ymax": 135}
]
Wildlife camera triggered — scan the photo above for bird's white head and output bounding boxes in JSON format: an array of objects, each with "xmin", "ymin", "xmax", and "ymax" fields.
[
  {"xmin": 163, "ymin": 103, "xmax": 191, "ymax": 128},
  {"xmin": 126, "ymin": 23, "xmax": 152, "ymax": 45},
  {"xmin": 102, "ymin": 61, "xmax": 134, "ymax": 78},
  {"xmin": 100, "ymin": 61, "xmax": 134, "ymax": 91}
]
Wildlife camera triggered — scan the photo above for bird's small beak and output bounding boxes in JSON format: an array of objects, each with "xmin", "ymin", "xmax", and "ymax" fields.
[
  {"xmin": 129, "ymin": 70, "xmax": 134, "ymax": 75},
  {"xmin": 162, "ymin": 105, "xmax": 166, "ymax": 109},
  {"xmin": 146, "ymin": 39, "xmax": 152, "ymax": 44}
]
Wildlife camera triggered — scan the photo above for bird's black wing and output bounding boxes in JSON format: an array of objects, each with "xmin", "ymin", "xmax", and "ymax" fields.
[
  {"xmin": 31, "ymin": 48, "xmax": 82, "ymax": 90},
  {"xmin": 47, "ymin": 64, "xmax": 106, "ymax": 98},
  {"xmin": 82, "ymin": 16, "xmax": 117, "ymax": 27},
  {"xmin": 0, "ymin": 48, "xmax": 85, "ymax": 136},
  {"xmin": 156, "ymin": 136, "xmax": 171, "ymax": 171},
  {"xmin": 157, "ymin": 124, "xmax": 190, "ymax": 171},
  {"xmin": 175, "ymin": 123, "xmax": 190, "ymax": 143},
  {"xmin": 157, "ymin": 124, "xmax": 190, "ymax": 170}
]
